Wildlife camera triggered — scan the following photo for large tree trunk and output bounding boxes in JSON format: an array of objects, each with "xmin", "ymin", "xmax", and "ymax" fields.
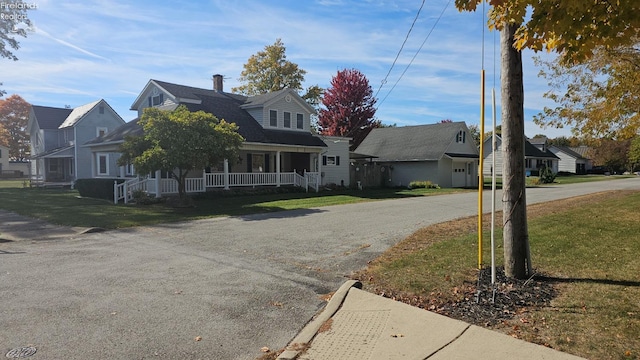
[{"xmin": 500, "ymin": 22, "xmax": 531, "ymax": 279}]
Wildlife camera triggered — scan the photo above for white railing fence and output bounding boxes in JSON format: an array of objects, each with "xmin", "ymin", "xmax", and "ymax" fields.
[{"xmin": 115, "ymin": 171, "xmax": 321, "ymax": 203}]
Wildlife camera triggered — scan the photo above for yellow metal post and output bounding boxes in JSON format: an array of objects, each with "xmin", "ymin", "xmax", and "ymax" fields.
[{"xmin": 478, "ymin": 70, "xmax": 486, "ymax": 269}]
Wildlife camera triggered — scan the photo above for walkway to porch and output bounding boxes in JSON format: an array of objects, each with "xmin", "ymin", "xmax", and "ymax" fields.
[{"xmin": 114, "ymin": 171, "xmax": 321, "ymax": 204}]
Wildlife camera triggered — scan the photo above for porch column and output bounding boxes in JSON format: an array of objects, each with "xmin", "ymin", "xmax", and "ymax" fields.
[
  {"xmin": 119, "ymin": 165, "xmax": 125, "ymax": 178},
  {"xmin": 155, "ymin": 170, "xmax": 161, "ymax": 198},
  {"xmin": 223, "ymin": 158, "xmax": 229, "ymax": 190},
  {"xmin": 317, "ymin": 151, "xmax": 323, "ymax": 186},
  {"xmin": 276, "ymin": 151, "xmax": 281, "ymax": 187}
]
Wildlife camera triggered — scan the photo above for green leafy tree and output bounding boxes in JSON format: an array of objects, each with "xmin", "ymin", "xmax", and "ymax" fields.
[
  {"xmin": 456, "ymin": 0, "xmax": 640, "ymax": 279},
  {"xmin": 233, "ymin": 39, "xmax": 323, "ymax": 107},
  {"xmin": 0, "ymin": 94, "xmax": 31, "ymax": 160},
  {"xmin": 118, "ymin": 106, "xmax": 244, "ymax": 199},
  {"xmin": 629, "ymin": 137, "xmax": 640, "ymax": 172}
]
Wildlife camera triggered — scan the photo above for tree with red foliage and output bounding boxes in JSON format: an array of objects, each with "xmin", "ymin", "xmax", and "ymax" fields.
[
  {"xmin": 0, "ymin": 94, "xmax": 31, "ymax": 160},
  {"xmin": 318, "ymin": 69, "xmax": 378, "ymax": 148}
]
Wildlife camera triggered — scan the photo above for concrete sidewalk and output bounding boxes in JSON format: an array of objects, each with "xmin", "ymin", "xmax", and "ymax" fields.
[{"xmin": 279, "ymin": 281, "xmax": 585, "ymax": 360}]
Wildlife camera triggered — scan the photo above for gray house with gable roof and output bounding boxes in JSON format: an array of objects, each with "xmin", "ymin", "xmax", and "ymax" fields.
[
  {"xmin": 28, "ymin": 100, "xmax": 125, "ymax": 184},
  {"xmin": 353, "ymin": 122, "xmax": 479, "ymax": 188},
  {"xmin": 85, "ymin": 76, "xmax": 350, "ymax": 198}
]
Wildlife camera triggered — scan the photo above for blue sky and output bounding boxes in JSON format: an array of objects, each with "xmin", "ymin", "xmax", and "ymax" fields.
[{"xmin": 4, "ymin": 0, "xmax": 571, "ymax": 138}]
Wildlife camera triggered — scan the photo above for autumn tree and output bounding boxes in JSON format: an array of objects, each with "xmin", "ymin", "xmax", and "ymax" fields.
[
  {"xmin": 0, "ymin": 94, "xmax": 31, "ymax": 160},
  {"xmin": 534, "ymin": 44, "xmax": 640, "ymax": 140},
  {"xmin": 1, "ymin": 3, "xmax": 36, "ymax": 96},
  {"xmin": 455, "ymin": 0, "xmax": 640, "ymax": 279},
  {"xmin": 318, "ymin": 68, "xmax": 378, "ymax": 149},
  {"xmin": 589, "ymin": 138, "xmax": 631, "ymax": 174},
  {"xmin": 233, "ymin": 39, "xmax": 323, "ymax": 107},
  {"xmin": 118, "ymin": 106, "xmax": 244, "ymax": 200}
]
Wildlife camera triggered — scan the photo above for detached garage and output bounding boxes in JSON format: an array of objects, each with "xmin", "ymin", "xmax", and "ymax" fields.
[{"xmin": 353, "ymin": 122, "xmax": 479, "ymax": 188}]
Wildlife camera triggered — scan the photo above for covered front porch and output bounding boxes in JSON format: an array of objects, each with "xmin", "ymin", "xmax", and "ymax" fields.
[
  {"xmin": 30, "ymin": 146, "xmax": 75, "ymax": 187},
  {"xmin": 114, "ymin": 144, "xmax": 325, "ymax": 203}
]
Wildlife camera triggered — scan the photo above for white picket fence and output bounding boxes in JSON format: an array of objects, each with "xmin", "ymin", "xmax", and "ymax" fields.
[{"xmin": 114, "ymin": 171, "xmax": 320, "ymax": 204}]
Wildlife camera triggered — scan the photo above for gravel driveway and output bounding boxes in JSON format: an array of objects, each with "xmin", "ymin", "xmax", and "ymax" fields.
[{"xmin": 1, "ymin": 178, "xmax": 638, "ymax": 359}]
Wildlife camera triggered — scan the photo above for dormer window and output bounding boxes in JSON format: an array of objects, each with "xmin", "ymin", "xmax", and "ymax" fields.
[
  {"xmin": 296, "ymin": 113, "xmax": 304, "ymax": 129},
  {"xmin": 284, "ymin": 112, "xmax": 291, "ymax": 128},
  {"xmin": 148, "ymin": 90, "xmax": 164, "ymax": 107},
  {"xmin": 456, "ymin": 130, "xmax": 466, "ymax": 143},
  {"xmin": 269, "ymin": 110, "xmax": 277, "ymax": 127}
]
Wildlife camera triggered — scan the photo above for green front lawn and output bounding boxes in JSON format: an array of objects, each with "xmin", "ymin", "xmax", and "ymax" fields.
[
  {"xmin": 357, "ymin": 190, "xmax": 640, "ymax": 359},
  {"xmin": 0, "ymin": 180, "xmax": 465, "ymax": 229}
]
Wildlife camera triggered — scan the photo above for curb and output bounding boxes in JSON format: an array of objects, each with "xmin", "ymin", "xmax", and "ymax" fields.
[{"xmin": 277, "ymin": 280, "xmax": 362, "ymax": 360}]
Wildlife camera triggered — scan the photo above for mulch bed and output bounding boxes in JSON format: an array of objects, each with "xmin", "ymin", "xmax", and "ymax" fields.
[
  {"xmin": 364, "ymin": 266, "xmax": 557, "ymax": 328},
  {"xmin": 436, "ymin": 267, "xmax": 557, "ymax": 327}
]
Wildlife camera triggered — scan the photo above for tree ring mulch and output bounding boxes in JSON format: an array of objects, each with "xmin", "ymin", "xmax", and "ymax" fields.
[{"xmin": 435, "ymin": 267, "xmax": 557, "ymax": 327}]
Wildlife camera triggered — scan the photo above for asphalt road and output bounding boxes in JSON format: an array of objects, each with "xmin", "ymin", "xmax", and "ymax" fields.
[{"xmin": 1, "ymin": 178, "xmax": 639, "ymax": 359}]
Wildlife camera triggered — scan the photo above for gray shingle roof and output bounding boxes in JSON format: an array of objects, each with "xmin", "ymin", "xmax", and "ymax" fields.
[
  {"xmin": 31, "ymin": 106, "xmax": 73, "ymax": 130},
  {"xmin": 354, "ymin": 122, "xmax": 472, "ymax": 162},
  {"xmin": 88, "ymin": 80, "xmax": 326, "ymax": 148},
  {"xmin": 551, "ymin": 145, "xmax": 585, "ymax": 159},
  {"xmin": 84, "ymin": 118, "xmax": 143, "ymax": 146}
]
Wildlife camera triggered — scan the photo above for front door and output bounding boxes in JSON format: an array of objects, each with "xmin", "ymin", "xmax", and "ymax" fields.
[{"xmin": 290, "ymin": 153, "xmax": 310, "ymax": 174}]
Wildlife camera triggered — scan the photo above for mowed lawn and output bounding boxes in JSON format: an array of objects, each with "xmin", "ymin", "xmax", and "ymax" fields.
[
  {"xmin": 0, "ymin": 180, "xmax": 465, "ymax": 229},
  {"xmin": 357, "ymin": 190, "xmax": 640, "ymax": 360}
]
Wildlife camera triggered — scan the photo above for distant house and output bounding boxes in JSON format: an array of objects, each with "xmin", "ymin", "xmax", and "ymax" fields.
[
  {"xmin": 352, "ymin": 122, "xmax": 479, "ymax": 188},
  {"xmin": 27, "ymin": 100, "xmax": 125, "ymax": 185},
  {"xmin": 483, "ymin": 135, "xmax": 559, "ymax": 176},
  {"xmin": 0, "ymin": 144, "xmax": 29, "ymax": 178},
  {"xmin": 84, "ymin": 76, "xmax": 350, "ymax": 201},
  {"xmin": 549, "ymin": 145, "xmax": 592, "ymax": 174}
]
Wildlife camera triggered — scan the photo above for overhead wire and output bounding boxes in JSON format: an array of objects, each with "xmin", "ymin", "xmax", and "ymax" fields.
[
  {"xmin": 377, "ymin": 0, "xmax": 451, "ymax": 109},
  {"xmin": 373, "ymin": 0, "xmax": 426, "ymax": 100}
]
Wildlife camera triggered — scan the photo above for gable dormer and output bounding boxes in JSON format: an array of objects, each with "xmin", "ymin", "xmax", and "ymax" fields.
[
  {"xmin": 130, "ymin": 80, "xmax": 183, "ymax": 117},
  {"xmin": 241, "ymin": 89, "xmax": 315, "ymax": 132}
]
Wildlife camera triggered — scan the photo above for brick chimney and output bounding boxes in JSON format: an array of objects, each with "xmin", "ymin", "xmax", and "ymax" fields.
[{"xmin": 213, "ymin": 74, "xmax": 223, "ymax": 92}]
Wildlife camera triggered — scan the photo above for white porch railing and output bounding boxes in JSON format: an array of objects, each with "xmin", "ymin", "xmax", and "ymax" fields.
[
  {"xmin": 114, "ymin": 171, "xmax": 321, "ymax": 203},
  {"xmin": 114, "ymin": 177, "xmax": 149, "ymax": 204}
]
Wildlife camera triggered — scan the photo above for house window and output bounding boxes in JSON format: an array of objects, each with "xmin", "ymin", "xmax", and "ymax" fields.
[
  {"xmin": 269, "ymin": 110, "xmax": 277, "ymax": 127},
  {"xmin": 148, "ymin": 93, "xmax": 164, "ymax": 107},
  {"xmin": 525, "ymin": 159, "xmax": 532, "ymax": 168},
  {"xmin": 99, "ymin": 105, "xmax": 105, "ymax": 114},
  {"xmin": 296, "ymin": 113, "xmax": 304, "ymax": 129},
  {"xmin": 97, "ymin": 153, "xmax": 109, "ymax": 176},
  {"xmin": 97, "ymin": 127, "xmax": 108, "ymax": 137},
  {"xmin": 456, "ymin": 130, "xmax": 466, "ymax": 143},
  {"xmin": 125, "ymin": 163, "xmax": 134, "ymax": 176},
  {"xmin": 69, "ymin": 160, "xmax": 74, "ymax": 176},
  {"xmin": 284, "ymin": 112, "xmax": 291, "ymax": 128},
  {"xmin": 323, "ymin": 155, "xmax": 340, "ymax": 166}
]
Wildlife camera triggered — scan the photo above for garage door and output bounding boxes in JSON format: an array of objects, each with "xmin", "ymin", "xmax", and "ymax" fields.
[{"xmin": 452, "ymin": 164, "xmax": 466, "ymax": 187}]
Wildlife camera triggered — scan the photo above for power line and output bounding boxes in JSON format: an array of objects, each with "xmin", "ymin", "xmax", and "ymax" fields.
[
  {"xmin": 377, "ymin": 0, "xmax": 451, "ymax": 109},
  {"xmin": 373, "ymin": 0, "xmax": 426, "ymax": 100}
]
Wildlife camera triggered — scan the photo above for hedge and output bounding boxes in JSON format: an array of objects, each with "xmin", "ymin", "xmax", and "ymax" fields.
[{"xmin": 75, "ymin": 178, "xmax": 126, "ymax": 201}]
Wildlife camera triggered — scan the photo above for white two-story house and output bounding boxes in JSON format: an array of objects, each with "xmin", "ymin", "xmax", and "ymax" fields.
[{"xmin": 85, "ymin": 76, "xmax": 350, "ymax": 198}]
